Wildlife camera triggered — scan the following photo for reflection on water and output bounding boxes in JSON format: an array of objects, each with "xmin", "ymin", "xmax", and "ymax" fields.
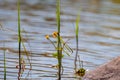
[{"xmin": 0, "ymin": 0, "xmax": 120, "ymax": 79}]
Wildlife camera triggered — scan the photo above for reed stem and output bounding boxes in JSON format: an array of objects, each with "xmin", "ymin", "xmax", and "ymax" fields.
[
  {"xmin": 74, "ymin": 14, "xmax": 80, "ymax": 72},
  {"xmin": 17, "ymin": 0, "xmax": 21, "ymax": 77},
  {"xmin": 4, "ymin": 43, "xmax": 6, "ymax": 80},
  {"xmin": 56, "ymin": 0, "xmax": 62, "ymax": 79}
]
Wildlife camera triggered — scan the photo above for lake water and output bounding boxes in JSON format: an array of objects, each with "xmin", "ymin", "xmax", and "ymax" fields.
[{"xmin": 0, "ymin": 0, "xmax": 120, "ymax": 80}]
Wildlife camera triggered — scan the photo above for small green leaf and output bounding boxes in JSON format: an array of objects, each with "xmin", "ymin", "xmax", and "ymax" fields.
[{"xmin": 52, "ymin": 52, "xmax": 64, "ymax": 59}]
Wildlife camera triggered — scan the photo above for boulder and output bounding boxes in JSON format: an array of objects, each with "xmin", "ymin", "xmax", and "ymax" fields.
[{"xmin": 83, "ymin": 56, "xmax": 120, "ymax": 80}]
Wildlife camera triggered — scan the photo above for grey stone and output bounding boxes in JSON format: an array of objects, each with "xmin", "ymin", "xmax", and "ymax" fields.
[{"xmin": 83, "ymin": 56, "xmax": 120, "ymax": 80}]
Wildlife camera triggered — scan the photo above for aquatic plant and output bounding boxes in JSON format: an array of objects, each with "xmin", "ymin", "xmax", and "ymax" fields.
[
  {"xmin": 21, "ymin": 34, "xmax": 32, "ymax": 70},
  {"xmin": 45, "ymin": 32, "xmax": 72, "ymax": 58},
  {"xmin": 75, "ymin": 55, "xmax": 86, "ymax": 77},
  {"xmin": 0, "ymin": 25, "xmax": 6, "ymax": 80},
  {"xmin": 74, "ymin": 14, "xmax": 86, "ymax": 77},
  {"xmin": 17, "ymin": 1, "xmax": 25, "ymax": 79},
  {"xmin": 15, "ymin": 32, "xmax": 32, "ymax": 78},
  {"xmin": 46, "ymin": 32, "xmax": 73, "ymax": 79},
  {"xmin": 17, "ymin": 1, "xmax": 32, "ymax": 78},
  {"xmin": 21, "ymin": 29, "xmax": 32, "ymax": 69},
  {"xmin": 17, "ymin": 0, "xmax": 21, "ymax": 76},
  {"xmin": 74, "ymin": 14, "xmax": 80, "ymax": 72},
  {"xmin": 46, "ymin": 5, "xmax": 73, "ymax": 77},
  {"xmin": 45, "ymin": 0, "xmax": 74, "ymax": 79},
  {"xmin": 56, "ymin": 0, "xmax": 62, "ymax": 79},
  {"xmin": 3, "ymin": 43, "xmax": 6, "ymax": 80}
]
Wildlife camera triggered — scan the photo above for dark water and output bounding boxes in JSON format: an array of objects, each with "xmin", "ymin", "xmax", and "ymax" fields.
[{"xmin": 0, "ymin": 0, "xmax": 120, "ymax": 80}]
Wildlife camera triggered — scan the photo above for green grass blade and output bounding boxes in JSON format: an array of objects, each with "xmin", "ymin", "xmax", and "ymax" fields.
[
  {"xmin": 4, "ymin": 44, "xmax": 6, "ymax": 80},
  {"xmin": 56, "ymin": 0, "xmax": 62, "ymax": 79},
  {"xmin": 75, "ymin": 15, "xmax": 80, "ymax": 37},
  {"xmin": 21, "ymin": 40, "xmax": 32, "ymax": 69},
  {"xmin": 22, "ymin": 29, "xmax": 32, "ymax": 70},
  {"xmin": 17, "ymin": 0, "xmax": 22, "ymax": 76},
  {"xmin": 56, "ymin": 0, "xmax": 60, "ymax": 33},
  {"xmin": 74, "ymin": 13, "xmax": 80, "ymax": 71},
  {"xmin": 17, "ymin": 0, "xmax": 21, "ymax": 44}
]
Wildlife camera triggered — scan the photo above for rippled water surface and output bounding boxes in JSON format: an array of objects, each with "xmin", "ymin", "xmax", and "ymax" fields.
[{"xmin": 0, "ymin": 0, "xmax": 120, "ymax": 80}]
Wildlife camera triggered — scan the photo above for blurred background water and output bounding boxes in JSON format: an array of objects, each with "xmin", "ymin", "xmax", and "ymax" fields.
[{"xmin": 0, "ymin": 0, "xmax": 120, "ymax": 80}]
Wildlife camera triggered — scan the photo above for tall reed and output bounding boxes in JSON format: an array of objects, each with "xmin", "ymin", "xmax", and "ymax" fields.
[
  {"xmin": 4, "ymin": 43, "xmax": 6, "ymax": 80},
  {"xmin": 74, "ymin": 14, "xmax": 80, "ymax": 72},
  {"xmin": 17, "ymin": 0, "xmax": 21, "ymax": 77},
  {"xmin": 56, "ymin": 0, "xmax": 62, "ymax": 79}
]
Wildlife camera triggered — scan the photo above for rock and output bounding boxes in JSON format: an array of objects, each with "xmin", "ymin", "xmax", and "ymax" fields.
[{"xmin": 83, "ymin": 56, "xmax": 120, "ymax": 80}]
